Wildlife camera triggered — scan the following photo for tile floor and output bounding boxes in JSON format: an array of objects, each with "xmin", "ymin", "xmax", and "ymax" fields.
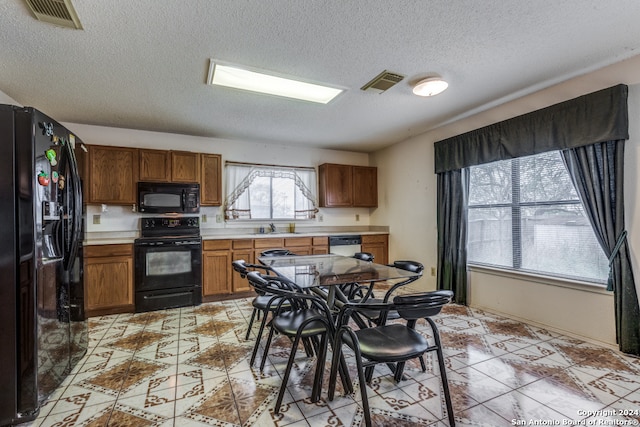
[{"xmin": 23, "ymin": 298, "xmax": 640, "ymax": 427}]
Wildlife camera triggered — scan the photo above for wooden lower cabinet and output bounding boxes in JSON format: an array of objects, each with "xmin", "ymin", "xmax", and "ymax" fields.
[
  {"xmin": 200, "ymin": 234, "xmax": 387, "ymax": 300},
  {"xmin": 285, "ymin": 237, "xmax": 312, "ymax": 255},
  {"xmin": 202, "ymin": 240, "xmax": 232, "ymax": 298},
  {"xmin": 232, "ymin": 240, "xmax": 253, "ymax": 292},
  {"xmin": 202, "ymin": 239, "xmax": 255, "ymax": 299},
  {"xmin": 312, "ymin": 247, "xmax": 329, "ymax": 255},
  {"xmin": 202, "ymin": 251, "xmax": 232, "ymax": 296},
  {"xmin": 85, "ymin": 244, "xmax": 134, "ymax": 317},
  {"xmin": 312, "ymin": 236, "xmax": 329, "ymax": 254},
  {"xmin": 361, "ymin": 234, "xmax": 389, "ymax": 265},
  {"xmin": 81, "ymin": 235, "xmax": 380, "ymax": 314}
]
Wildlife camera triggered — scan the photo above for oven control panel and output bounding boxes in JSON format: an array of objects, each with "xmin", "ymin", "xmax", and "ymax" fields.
[{"xmin": 140, "ymin": 216, "xmax": 200, "ymax": 237}]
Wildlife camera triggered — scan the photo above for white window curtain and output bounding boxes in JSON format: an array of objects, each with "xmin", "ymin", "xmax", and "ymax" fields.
[{"xmin": 224, "ymin": 163, "xmax": 318, "ymax": 220}]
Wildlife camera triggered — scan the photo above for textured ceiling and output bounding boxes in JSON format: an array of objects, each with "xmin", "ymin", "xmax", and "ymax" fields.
[{"xmin": 2, "ymin": 1, "xmax": 640, "ymax": 152}]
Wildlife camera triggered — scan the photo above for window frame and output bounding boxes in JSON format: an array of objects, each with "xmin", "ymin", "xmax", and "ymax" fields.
[
  {"xmin": 223, "ymin": 162, "xmax": 318, "ymax": 222},
  {"xmin": 467, "ymin": 153, "xmax": 608, "ymax": 286}
]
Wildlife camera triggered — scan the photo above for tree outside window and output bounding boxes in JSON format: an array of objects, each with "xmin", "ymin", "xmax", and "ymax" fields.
[
  {"xmin": 468, "ymin": 151, "xmax": 608, "ymax": 283},
  {"xmin": 224, "ymin": 163, "xmax": 317, "ymax": 220}
]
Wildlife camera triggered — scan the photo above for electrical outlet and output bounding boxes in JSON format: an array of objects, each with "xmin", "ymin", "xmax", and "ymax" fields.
[
  {"xmin": 216, "ymin": 214, "xmax": 222, "ymax": 223},
  {"xmin": 431, "ymin": 267, "xmax": 436, "ymax": 276},
  {"xmin": 92, "ymin": 214, "xmax": 101, "ymax": 225},
  {"xmin": 355, "ymin": 214, "xmax": 360, "ymax": 221},
  {"xmin": 318, "ymin": 214, "xmax": 324, "ymax": 222},
  {"xmin": 202, "ymin": 214, "xmax": 207, "ymax": 223}
]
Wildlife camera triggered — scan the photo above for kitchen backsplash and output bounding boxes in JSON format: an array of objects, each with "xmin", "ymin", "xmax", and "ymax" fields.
[{"xmin": 84, "ymin": 204, "xmax": 375, "ymax": 235}]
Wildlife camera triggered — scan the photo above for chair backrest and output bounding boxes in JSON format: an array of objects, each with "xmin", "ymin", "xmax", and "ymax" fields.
[
  {"xmin": 246, "ymin": 271, "xmax": 298, "ymax": 292},
  {"xmin": 232, "ymin": 259, "xmax": 250, "ymax": 278},
  {"xmin": 393, "ymin": 290, "xmax": 453, "ymax": 320},
  {"xmin": 381, "ymin": 260, "xmax": 425, "ymax": 303},
  {"xmin": 246, "ymin": 270, "xmax": 273, "ymax": 292},
  {"xmin": 260, "ymin": 249, "xmax": 294, "ymax": 257},
  {"xmin": 251, "ymin": 272, "xmax": 333, "ymax": 315},
  {"xmin": 353, "ymin": 252, "xmax": 374, "ymax": 262},
  {"xmin": 392, "ymin": 260, "xmax": 424, "ymax": 274}
]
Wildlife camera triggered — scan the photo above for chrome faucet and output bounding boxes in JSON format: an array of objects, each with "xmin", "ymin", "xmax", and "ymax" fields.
[{"xmin": 269, "ymin": 223, "xmax": 276, "ymax": 233}]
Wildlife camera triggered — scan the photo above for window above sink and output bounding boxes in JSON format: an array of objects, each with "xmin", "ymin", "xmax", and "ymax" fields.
[{"xmin": 224, "ymin": 162, "xmax": 318, "ymax": 221}]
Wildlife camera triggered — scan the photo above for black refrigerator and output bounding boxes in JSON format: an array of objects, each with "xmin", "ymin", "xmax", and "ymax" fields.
[{"xmin": 0, "ymin": 105, "xmax": 87, "ymax": 426}]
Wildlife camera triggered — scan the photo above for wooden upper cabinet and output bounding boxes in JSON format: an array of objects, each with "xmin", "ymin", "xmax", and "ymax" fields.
[
  {"xmin": 171, "ymin": 151, "xmax": 200, "ymax": 183},
  {"xmin": 319, "ymin": 163, "xmax": 353, "ymax": 207},
  {"xmin": 353, "ymin": 166, "xmax": 378, "ymax": 207},
  {"xmin": 87, "ymin": 145, "xmax": 138, "ymax": 204},
  {"xmin": 139, "ymin": 149, "xmax": 171, "ymax": 182},
  {"xmin": 201, "ymin": 153, "xmax": 222, "ymax": 206},
  {"xmin": 318, "ymin": 163, "xmax": 377, "ymax": 208},
  {"xmin": 80, "ymin": 145, "xmax": 221, "ymax": 205}
]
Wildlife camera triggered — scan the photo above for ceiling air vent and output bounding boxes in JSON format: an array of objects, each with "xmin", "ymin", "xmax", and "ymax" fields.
[
  {"xmin": 360, "ymin": 70, "xmax": 405, "ymax": 94},
  {"xmin": 24, "ymin": 0, "xmax": 82, "ymax": 29}
]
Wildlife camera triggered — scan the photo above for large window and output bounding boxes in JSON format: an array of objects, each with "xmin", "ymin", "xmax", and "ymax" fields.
[
  {"xmin": 224, "ymin": 163, "xmax": 317, "ymax": 220},
  {"xmin": 467, "ymin": 151, "xmax": 608, "ymax": 283}
]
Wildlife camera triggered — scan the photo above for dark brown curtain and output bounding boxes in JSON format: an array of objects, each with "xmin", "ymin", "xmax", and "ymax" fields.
[
  {"xmin": 436, "ymin": 169, "xmax": 468, "ymax": 305},
  {"xmin": 433, "ymin": 85, "xmax": 637, "ymax": 352},
  {"xmin": 434, "ymin": 85, "xmax": 629, "ymax": 173},
  {"xmin": 561, "ymin": 141, "xmax": 640, "ymax": 355}
]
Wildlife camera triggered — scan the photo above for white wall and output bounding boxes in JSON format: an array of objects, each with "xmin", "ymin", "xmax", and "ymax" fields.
[
  {"xmin": 370, "ymin": 134, "xmax": 438, "ymax": 291},
  {"xmin": 372, "ymin": 54, "xmax": 640, "ymax": 347},
  {"xmin": 0, "ymin": 91, "xmax": 20, "ymax": 105},
  {"xmin": 59, "ymin": 123, "xmax": 373, "ymax": 234}
]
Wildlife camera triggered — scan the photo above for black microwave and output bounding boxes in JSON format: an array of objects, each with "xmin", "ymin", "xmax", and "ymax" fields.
[{"xmin": 137, "ymin": 182, "xmax": 200, "ymax": 214}]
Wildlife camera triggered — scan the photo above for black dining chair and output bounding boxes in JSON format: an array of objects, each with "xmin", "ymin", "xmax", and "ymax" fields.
[
  {"xmin": 232, "ymin": 259, "xmax": 295, "ymax": 367},
  {"xmin": 260, "ymin": 248, "xmax": 294, "ymax": 257},
  {"xmin": 246, "ymin": 271, "xmax": 352, "ymax": 414},
  {"xmin": 327, "ymin": 290, "xmax": 455, "ymax": 427},
  {"xmin": 357, "ymin": 260, "xmax": 425, "ymax": 325},
  {"xmin": 353, "ymin": 251, "xmax": 374, "ymax": 262},
  {"xmin": 339, "ymin": 252, "xmax": 375, "ymax": 300},
  {"xmin": 252, "ymin": 249, "xmax": 297, "ymax": 333}
]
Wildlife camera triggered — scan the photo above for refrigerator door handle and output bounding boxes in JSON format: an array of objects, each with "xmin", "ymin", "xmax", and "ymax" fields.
[{"xmin": 63, "ymin": 142, "xmax": 83, "ymax": 271}]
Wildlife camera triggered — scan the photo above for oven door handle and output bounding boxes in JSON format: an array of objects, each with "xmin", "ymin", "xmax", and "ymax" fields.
[{"xmin": 143, "ymin": 291, "xmax": 193, "ymax": 300}]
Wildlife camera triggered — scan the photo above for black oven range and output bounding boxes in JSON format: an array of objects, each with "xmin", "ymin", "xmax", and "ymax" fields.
[{"xmin": 134, "ymin": 217, "xmax": 202, "ymax": 312}]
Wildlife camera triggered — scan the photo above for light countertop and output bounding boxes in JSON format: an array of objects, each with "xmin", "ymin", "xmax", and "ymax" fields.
[{"xmin": 84, "ymin": 226, "xmax": 389, "ymax": 245}]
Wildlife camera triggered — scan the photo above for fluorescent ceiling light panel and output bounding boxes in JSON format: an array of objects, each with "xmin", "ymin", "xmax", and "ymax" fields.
[{"xmin": 208, "ymin": 60, "xmax": 343, "ymax": 104}]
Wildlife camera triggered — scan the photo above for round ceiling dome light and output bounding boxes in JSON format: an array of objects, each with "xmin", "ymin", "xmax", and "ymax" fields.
[{"xmin": 412, "ymin": 76, "xmax": 448, "ymax": 97}]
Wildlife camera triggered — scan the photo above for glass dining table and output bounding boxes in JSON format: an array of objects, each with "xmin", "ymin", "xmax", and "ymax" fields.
[
  {"xmin": 257, "ymin": 253, "xmax": 420, "ymax": 308},
  {"xmin": 258, "ymin": 253, "xmax": 422, "ymax": 400}
]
